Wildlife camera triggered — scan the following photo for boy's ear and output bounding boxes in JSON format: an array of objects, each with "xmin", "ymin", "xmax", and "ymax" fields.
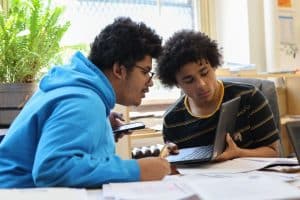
[{"xmin": 112, "ymin": 63, "xmax": 126, "ymax": 79}]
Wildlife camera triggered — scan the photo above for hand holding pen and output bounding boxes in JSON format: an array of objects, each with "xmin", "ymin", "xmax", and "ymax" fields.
[
  {"xmin": 159, "ymin": 142, "xmax": 179, "ymax": 158},
  {"xmin": 159, "ymin": 143, "xmax": 180, "ymax": 175},
  {"xmin": 159, "ymin": 144, "xmax": 169, "ymax": 158}
]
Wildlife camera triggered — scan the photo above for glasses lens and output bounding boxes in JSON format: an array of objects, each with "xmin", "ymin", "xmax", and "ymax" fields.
[
  {"xmin": 149, "ymin": 72, "xmax": 155, "ymax": 79},
  {"xmin": 134, "ymin": 65, "xmax": 155, "ymax": 81}
]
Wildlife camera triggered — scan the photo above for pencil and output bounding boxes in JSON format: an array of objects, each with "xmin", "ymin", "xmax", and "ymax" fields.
[{"xmin": 159, "ymin": 144, "xmax": 169, "ymax": 158}]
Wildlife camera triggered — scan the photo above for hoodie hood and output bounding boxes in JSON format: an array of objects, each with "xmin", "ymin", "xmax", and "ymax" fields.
[{"xmin": 40, "ymin": 51, "xmax": 115, "ymax": 114}]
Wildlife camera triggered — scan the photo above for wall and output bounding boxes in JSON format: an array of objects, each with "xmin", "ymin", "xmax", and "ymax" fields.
[
  {"xmin": 213, "ymin": 0, "xmax": 300, "ymax": 72},
  {"xmin": 214, "ymin": 0, "xmax": 251, "ymax": 65},
  {"xmin": 248, "ymin": 0, "xmax": 267, "ymax": 72},
  {"xmin": 285, "ymin": 77, "xmax": 300, "ymax": 115},
  {"xmin": 278, "ymin": 1, "xmax": 300, "ymax": 69}
]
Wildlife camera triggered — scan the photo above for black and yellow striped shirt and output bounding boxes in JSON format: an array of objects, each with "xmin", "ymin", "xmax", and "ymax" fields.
[{"xmin": 163, "ymin": 81, "xmax": 279, "ymax": 149}]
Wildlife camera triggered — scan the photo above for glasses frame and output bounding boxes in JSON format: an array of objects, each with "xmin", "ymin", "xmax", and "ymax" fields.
[{"xmin": 134, "ymin": 65, "xmax": 155, "ymax": 80}]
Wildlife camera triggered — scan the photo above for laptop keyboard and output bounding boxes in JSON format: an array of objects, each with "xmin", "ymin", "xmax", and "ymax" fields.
[
  {"xmin": 166, "ymin": 145, "xmax": 213, "ymax": 163},
  {"xmin": 183, "ymin": 145, "xmax": 213, "ymax": 160}
]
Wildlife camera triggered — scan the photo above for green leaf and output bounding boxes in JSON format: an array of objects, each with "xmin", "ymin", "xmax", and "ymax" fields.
[{"xmin": 0, "ymin": 0, "xmax": 70, "ymax": 83}]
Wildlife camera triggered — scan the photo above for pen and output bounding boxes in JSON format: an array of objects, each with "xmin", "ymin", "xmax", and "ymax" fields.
[{"xmin": 159, "ymin": 144, "xmax": 169, "ymax": 158}]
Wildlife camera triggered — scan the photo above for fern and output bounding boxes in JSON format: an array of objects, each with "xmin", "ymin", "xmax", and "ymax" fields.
[{"xmin": 0, "ymin": 0, "xmax": 70, "ymax": 83}]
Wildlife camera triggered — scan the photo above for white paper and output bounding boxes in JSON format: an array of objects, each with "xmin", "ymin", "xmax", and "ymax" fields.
[
  {"xmin": 87, "ymin": 189, "xmax": 103, "ymax": 200},
  {"xmin": 177, "ymin": 157, "xmax": 299, "ymax": 175},
  {"xmin": 240, "ymin": 157, "xmax": 298, "ymax": 165},
  {"xmin": 279, "ymin": 15, "xmax": 295, "ymax": 44},
  {"xmin": 102, "ymin": 184, "xmax": 114, "ymax": 200},
  {"xmin": 183, "ymin": 175, "xmax": 300, "ymax": 200},
  {"xmin": 253, "ymin": 170, "xmax": 300, "ymax": 182},
  {"xmin": 0, "ymin": 188, "xmax": 88, "ymax": 200},
  {"xmin": 103, "ymin": 171, "xmax": 300, "ymax": 200},
  {"xmin": 103, "ymin": 180, "xmax": 198, "ymax": 200}
]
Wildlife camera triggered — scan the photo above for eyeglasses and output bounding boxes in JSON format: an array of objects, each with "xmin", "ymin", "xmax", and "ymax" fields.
[{"xmin": 134, "ymin": 65, "xmax": 155, "ymax": 80}]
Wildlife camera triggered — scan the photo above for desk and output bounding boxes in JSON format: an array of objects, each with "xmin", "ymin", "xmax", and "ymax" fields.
[
  {"xmin": 0, "ymin": 188, "xmax": 103, "ymax": 200},
  {"xmin": 87, "ymin": 189, "xmax": 102, "ymax": 200},
  {"xmin": 1, "ymin": 169, "xmax": 300, "ymax": 200},
  {"xmin": 100, "ymin": 157, "xmax": 300, "ymax": 199}
]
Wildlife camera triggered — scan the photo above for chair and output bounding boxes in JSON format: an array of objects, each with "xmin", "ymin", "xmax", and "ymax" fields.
[{"xmin": 220, "ymin": 77, "xmax": 284, "ymax": 156}]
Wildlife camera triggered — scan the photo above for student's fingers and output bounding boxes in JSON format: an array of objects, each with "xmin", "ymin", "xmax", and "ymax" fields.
[
  {"xmin": 138, "ymin": 157, "xmax": 171, "ymax": 181},
  {"xmin": 215, "ymin": 135, "xmax": 236, "ymax": 161},
  {"xmin": 167, "ymin": 142, "xmax": 179, "ymax": 154},
  {"xmin": 113, "ymin": 112, "xmax": 125, "ymax": 121},
  {"xmin": 214, "ymin": 152, "xmax": 227, "ymax": 162},
  {"xmin": 226, "ymin": 133, "xmax": 235, "ymax": 147},
  {"xmin": 226, "ymin": 134, "xmax": 240, "ymax": 153},
  {"xmin": 159, "ymin": 145, "xmax": 168, "ymax": 158},
  {"xmin": 114, "ymin": 133, "xmax": 124, "ymax": 142},
  {"xmin": 114, "ymin": 130, "xmax": 133, "ymax": 142},
  {"xmin": 215, "ymin": 150, "xmax": 236, "ymax": 162},
  {"xmin": 123, "ymin": 130, "xmax": 133, "ymax": 135},
  {"xmin": 170, "ymin": 165, "xmax": 180, "ymax": 175},
  {"xmin": 110, "ymin": 112, "xmax": 125, "ymax": 129}
]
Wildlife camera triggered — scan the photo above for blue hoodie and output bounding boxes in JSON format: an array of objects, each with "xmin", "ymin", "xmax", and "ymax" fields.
[{"xmin": 0, "ymin": 52, "xmax": 140, "ymax": 188}]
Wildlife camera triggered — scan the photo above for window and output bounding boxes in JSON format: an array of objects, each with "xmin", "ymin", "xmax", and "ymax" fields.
[
  {"xmin": 214, "ymin": 0, "xmax": 252, "ymax": 71},
  {"xmin": 53, "ymin": 0, "xmax": 198, "ymax": 104}
]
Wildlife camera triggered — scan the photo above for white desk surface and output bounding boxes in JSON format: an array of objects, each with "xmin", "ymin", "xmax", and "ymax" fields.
[
  {"xmin": 87, "ymin": 189, "xmax": 102, "ymax": 200},
  {"xmin": 0, "ymin": 188, "xmax": 103, "ymax": 200}
]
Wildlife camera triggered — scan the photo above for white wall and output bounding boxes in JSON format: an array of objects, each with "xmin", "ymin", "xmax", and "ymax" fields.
[
  {"xmin": 263, "ymin": 0, "xmax": 281, "ymax": 72},
  {"xmin": 248, "ymin": 0, "xmax": 267, "ymax": 72},
  {"xmin": 215, "ymin": 0, "xmax": 250, "ymax": 65},
  {"xmin": 213, "ymin": 0, "xmax": 300, "ymax": 72}
]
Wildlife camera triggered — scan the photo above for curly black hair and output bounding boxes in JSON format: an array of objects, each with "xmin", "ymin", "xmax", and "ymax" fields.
[
  {"xmin": 156, "ymin": 30, "xmax": 222, "ymax": 87},
  {"xmin": 88, "ymin": 17, "xmax": 162, "ymax": 71}
]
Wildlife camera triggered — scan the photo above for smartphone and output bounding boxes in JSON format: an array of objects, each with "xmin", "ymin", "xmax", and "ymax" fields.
[{"xmin": 113, "ymin": 122, "xmax": 145, "ymax": 134}]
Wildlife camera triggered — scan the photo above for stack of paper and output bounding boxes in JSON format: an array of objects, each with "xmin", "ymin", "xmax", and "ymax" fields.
[
  {"xmin": 102, "ymin": 173, "xmax": 300, "ymax": 200},
  {"xmin": 102, "ymin": 180, "xmax": 199, "ymax": 200},
  {"xmin": 181, "ymin": 173, "xmax": 300, "ymax": 200}
]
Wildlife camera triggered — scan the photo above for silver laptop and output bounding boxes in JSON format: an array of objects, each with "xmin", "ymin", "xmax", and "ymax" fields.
[
  {"xmin": 166, "ymin": 96, "xmax": 241, "ymax": 165},
  {"xmin": 286, "ymin": 121, "xmax": 300, "ymax": 164}
]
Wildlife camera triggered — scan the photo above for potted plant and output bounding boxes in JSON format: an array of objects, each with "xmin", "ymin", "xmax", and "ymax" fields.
[{"xmin": 0, "ymin": 0, "xmax": 70, "ymax": 126}]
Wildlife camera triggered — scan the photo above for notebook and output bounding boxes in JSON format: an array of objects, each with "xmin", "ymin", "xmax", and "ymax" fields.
[
  {"xmin": 166, "ymin": 96, "xmax": 241, "ymax": 165},
  {"xmin": 286, "ymin": 121, "xmax": 300, "ymax": 164}
]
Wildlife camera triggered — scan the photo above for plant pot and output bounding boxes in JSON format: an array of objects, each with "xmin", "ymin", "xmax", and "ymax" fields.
[{"xmin": 0, "ymin": 83, "xmax": 37, "ymax": 127}]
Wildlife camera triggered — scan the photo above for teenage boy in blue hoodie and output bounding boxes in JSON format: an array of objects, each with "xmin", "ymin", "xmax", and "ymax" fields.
[{"xmin": 0, "ymin": 17, "xmax": 170, "ymax": 188}]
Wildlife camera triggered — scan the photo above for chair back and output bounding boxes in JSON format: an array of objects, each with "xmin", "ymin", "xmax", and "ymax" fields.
[{"xmin": 220, "ymin": 77, "xmax": 283, "ymax": 156}]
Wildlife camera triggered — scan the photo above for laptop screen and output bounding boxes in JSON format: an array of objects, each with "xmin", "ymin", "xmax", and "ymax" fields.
[
  {"xmin": 286, "ymin": 121, "xmax": 300, "ymax": 164},
  {"xmin": 166, "ymin": 96, "xmax": 241, "ymax": 165}
]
